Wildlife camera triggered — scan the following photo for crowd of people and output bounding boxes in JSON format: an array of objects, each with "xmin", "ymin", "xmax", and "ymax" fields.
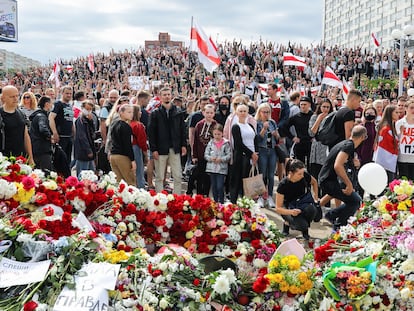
[{"xmin": 2, "ymin": 40, "xmax": 414, "ymax": 241}]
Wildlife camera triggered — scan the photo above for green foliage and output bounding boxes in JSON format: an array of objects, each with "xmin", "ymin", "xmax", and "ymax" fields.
[{"xmin": 362, "ymin": 77, "xmax": 397, "ymax": 90}]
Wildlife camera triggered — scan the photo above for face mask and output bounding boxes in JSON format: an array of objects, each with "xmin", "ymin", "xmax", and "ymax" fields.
[
  {"xmin": 219, "ymin": 104, "xmax": 228, "ymax": 111},
  {"xmin": 365, "ymin": 114, "xmax": 375, "ymax": 121},
  {"xmin": 82, "ymin": 108, "xmax": 90, "ymax": 117}
]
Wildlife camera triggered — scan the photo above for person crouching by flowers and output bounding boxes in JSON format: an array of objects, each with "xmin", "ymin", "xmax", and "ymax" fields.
[
  {"xmin": 204, "ymin": 123, "xmax": 231, "ymax": 203},
  {"xmin": 74, "ymin": 100, "xmax": 96, "ymax": 178},
  {"xmin": 275, "ymin": 159, "xmax": 318, "ymax": 240},
  {"xmin": 109, "ymin": 104, "xmax": 136, "ymax": 186}
]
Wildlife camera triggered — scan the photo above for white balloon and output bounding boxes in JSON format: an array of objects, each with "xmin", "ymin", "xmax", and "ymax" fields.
[{"xmin": 358, "ymin": 163, "xmax": 387, "ymax": 195}]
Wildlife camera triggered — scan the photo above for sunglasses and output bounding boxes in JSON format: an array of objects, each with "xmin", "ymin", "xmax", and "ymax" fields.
[{"xmin": 23, "ymin": 96, "xmax": 31, "ymax": 99}]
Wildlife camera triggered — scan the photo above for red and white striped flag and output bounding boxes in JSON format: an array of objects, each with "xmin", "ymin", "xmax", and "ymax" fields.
[
  {"xmin": 371, "ymin": 33, "xmax": 380, "ymax": 47},
  {"xmin": 190, "ymin": 19, "xmax": 220, "ymax": 72},
  {"xmin": 342, "ymin": 78, "xmax": 350, "ymax": 100},
  {"xmin": 322, "ymin": 66, "xmax": 343, "ymax": 88},
  {"xmin": 48, "ymin": 59, "xmax": 61, "ymax": 88},
  {"xmin": 65, "ymin": 65, "xmax": 73, "ymax": 73},
  {"xmin": 88, "ymin": 53, "xmax": 95, "ymax": 73},
  {"xmin": 283, "ymin": 52, "xmax": 307, "ymax": 67}
]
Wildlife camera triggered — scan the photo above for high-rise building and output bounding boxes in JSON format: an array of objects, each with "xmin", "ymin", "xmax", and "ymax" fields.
[
  {"xmin": 324, "ymin": 0, "xmax": 414, "ymax": 49},
  {"xmin": 0, "ymin": 49, "xmax": 40, "ymax": 71}
]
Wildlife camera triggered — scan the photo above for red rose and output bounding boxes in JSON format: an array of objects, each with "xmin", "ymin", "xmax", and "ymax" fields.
[
  {"xmin": 193, "ymin": 278, "xmax": 200, "ymax": 286},
  {"xmin": 23, "ymin": 300, "xmax": 38, "ymax": 311}
]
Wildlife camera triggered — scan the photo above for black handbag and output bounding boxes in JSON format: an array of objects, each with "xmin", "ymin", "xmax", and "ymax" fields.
[{"xmin": 288, "ymin": 191, "xmax": 315, "ymax": 211}]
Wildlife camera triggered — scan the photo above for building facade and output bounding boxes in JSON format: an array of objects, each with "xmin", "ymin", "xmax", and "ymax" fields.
[
  {"xmin": 0, "ymin": 49, "xmax": 40, "ymax": 71},
  {"xmin": 324, "ymin": 0, "xmax": 414, "ymax": 50},
  {"xmin": 145, "ymin": 32, "xmax": 183, "ymax": 50}
]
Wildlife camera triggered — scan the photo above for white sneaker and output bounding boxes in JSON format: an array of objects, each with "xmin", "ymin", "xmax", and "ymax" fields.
[
  {"xmin": 257, "ymin": 197, "xmax": 265, "ymax": 208},
  {"xmin": 267, "ymin": 196, "xmax": 275, "ymax": 208}
]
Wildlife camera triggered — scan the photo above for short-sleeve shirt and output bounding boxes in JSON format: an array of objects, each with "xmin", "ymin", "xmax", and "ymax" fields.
[
  {"xmin": 99, "ymin": 105, "xmax": 111, "ymax": 120},
  {"xmin": 318, "ymin": 140, "xmax": 355, "ymax": 184},
  {"xmin": 52, "ymin": 101, "xmax": 74, "ymax": 137},
  {"xmin": 334, "ymin": 106, "xmax": 355, "ymax": 143},
  {"xmin": 0, "ymin": 109, "xmax": 26, "ymax": 157},
  {"xmin": 277, "ymin": 171, "xmax": 311, "ymax": 206}
]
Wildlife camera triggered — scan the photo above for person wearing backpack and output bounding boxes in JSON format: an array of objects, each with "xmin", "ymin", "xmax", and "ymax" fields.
[{"xmin": 0, "ymin": 85, "xmax": 34, "ymax": 165}]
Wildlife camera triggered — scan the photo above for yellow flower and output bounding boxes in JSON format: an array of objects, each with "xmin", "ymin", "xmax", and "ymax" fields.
[
  {"xmin": 12, "ymin": 183, "xmax": 35, "ymax": 204},
  {"xmin": 269, "ymin": 259, "xmax": 279, "ymax": 270},
  {"xmin": 298, "ymin": 272, "xmax": 308, "ymax": 283},
  {"xmin": 398, "ymin": 199, "xmax": 411, "ymax": 211},
  {"xmin": 287, "ymin": 256, "xmax": 301, "ymax": 270},
  {"xmin": 279, "ymin": 281, "xmax": 289, "ymax": 292},
  {"xmin": 251, "ymin": 222, "xmax": 257, "ymax": 231},
  {"xmin": 266, "ymin": 273, "xmax": 284, "ymax": 284},
  {"xmin": 103, "ymin": 250, "xmax": 130, "ymax": 263}
]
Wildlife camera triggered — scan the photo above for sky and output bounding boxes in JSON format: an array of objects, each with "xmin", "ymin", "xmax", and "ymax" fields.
[{"xmin": 2, "ymin": 0, "xmax": 323, "ymax": 65}]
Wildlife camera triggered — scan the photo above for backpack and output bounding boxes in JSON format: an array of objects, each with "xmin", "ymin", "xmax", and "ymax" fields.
[{"xmin": 315, "ymin": 111, "xmax": 338, "ymax": 146}]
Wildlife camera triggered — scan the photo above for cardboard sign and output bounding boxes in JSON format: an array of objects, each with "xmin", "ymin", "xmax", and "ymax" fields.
[
  {"xmin": 0, "ymin": 257, "xmax": 50, "ymax": 287},
  {"xmin": 53, "ymin": 286, "xmax": 108, "ymax": 311}
]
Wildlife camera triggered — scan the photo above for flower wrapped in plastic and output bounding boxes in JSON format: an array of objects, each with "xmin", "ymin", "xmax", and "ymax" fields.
[{"xmin": 323, "ymin": 256, "xmax": 377, "ymax": 301}]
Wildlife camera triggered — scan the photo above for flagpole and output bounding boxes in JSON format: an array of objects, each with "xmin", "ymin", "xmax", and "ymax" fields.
[{"xmin": 189, "ymin": 16, "xmax": 193, "ymax": 69}]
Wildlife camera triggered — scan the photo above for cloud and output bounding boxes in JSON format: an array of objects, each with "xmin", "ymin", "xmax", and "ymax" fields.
[{"xmin": 3, "ymin": 0, "xmax": 323, "ymax": 64}]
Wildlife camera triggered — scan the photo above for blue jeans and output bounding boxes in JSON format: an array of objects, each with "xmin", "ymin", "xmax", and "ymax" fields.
[
  {"xmin": 133, "ymin": 145, "xmax": 145, "ymax": 188},
  {"xmin": 258, "ymin": 147, "xmax": 277, "ymax": 195},
  {"xmin": 76, "ymin": 160, "xmax": 95, "ymax": 179},
  {"xmin": 210, "ymin": 173, "xmax": 225, "ymax": 203},
  {"xmin": 321, "ymin": 181, "xmax": 361, "ymax": 229}
]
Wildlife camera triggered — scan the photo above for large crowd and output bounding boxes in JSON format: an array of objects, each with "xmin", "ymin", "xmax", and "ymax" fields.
[{"xmin": 1, "ymin": 41, "xmax": 414, "ymax": 240}]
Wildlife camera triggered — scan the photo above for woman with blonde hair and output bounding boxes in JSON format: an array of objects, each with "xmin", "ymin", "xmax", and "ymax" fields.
[
  {"xmin": 104, "ymin": 96, "xmax": 130, "ymax": 154},
  {"xmin": 19, "ymin": 91, "xmax": 37, "ymax": 119},
  {"xmin": 255, "ymin": 102, "xmax": 280, "ymax": 208}
]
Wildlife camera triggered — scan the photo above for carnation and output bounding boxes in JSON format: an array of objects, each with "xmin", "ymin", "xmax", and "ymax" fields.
[{"xmin": 213, "ymin": 274, "xmax": 231, "ymax": 295}]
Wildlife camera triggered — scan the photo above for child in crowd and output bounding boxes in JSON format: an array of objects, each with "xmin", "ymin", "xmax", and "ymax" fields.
[{"xmin": 204, "ymin": 124, "xmax": 231, "ymax": 203}]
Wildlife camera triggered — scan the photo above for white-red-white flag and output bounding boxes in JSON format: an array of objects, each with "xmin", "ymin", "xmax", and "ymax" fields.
[
  {"xmin": 190, "ymin": 19, "xmax": 220, "ymax": 72},
  {"xmin": 48, "ymin": 59, "xmax": 61, "ymax": 88},
  {"xmin": 310, "ymin": 86, "xmax": 321, "ymax": 96},
  {"xmin": 322, "ymin": 66, "xmax": 343, "ymax": 88},
  {"xmin": 283, "ymin": 52, "xmax": 307, "ymax": 67},
  {"xmin": 342, "ymin": 78, "xmax": 350, "ymax": 100},
  {"xmin": 88, "ymin": 53, "xmax": 95, "ymax": 73},
  {"xmin": 371, "ymin": 33, "xmax": 380, "ymax": 47},
  {"xmin": 65, "ymin": 65, "xmax": 73, "ymax": 73}
]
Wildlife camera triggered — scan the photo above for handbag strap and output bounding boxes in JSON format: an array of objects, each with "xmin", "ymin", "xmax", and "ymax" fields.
[{"xmin": 249, "ymin": 165, "xmax": 259, "ymax": 177}]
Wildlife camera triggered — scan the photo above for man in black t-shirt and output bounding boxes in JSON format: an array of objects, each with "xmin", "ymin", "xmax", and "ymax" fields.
[
  {"xmin": 331, "ymin": 89, "xmax": 362, "ymax": 148},
  {"xmin": 319, "ymin": 125, "xmax": 367, "ymax": 230},
  {"xmin": 0, "ymin": 86, "xmax": 34, "ymax": 164},
  {"xmin": 49, "ymin": 86, "xmax": 74, "ymax": 165}
]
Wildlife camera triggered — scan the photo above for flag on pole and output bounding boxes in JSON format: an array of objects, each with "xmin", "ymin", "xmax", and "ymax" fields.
[
  {"xmin": 371, "ymin": 33, "xmax": 380, "ymax": 47},
  {"xmin": 48, "ymin": 59, "xmax": 61, "ymax": 88},
  {"xmin": 88, "ymin": 54, "xmax": 95, "ymax": 73},
  {"xmin": 322, "ymin": 66, "xmax": 343, "ymax": 88},
  {"xmin": 190, "ymin": 19, "xmax": 220, "ymax": 72},
  {"xmin": 283, "ymin": 52, "xmax": 307, "ymax": 67},
  {"xmin": 342, "ymin": 78, "xmax": 350, "ymax": 100}
]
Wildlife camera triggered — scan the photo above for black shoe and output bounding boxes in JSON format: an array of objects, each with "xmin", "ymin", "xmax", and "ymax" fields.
[
  {"xmin": 314, "ymin": 203, "xmax": 323, "ymax": 222},
  {"xmin": 324, "ymin": 211, "xmax": 335, "ymax": 225},
  {"xmin": 282, "ymin": 224, "xmax": 290, "ymax": 237}
]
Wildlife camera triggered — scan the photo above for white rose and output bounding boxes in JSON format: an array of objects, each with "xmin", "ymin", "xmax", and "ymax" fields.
[{"xmin": 159, "ymin": 297, "xmax": 170, "ymax": 309}]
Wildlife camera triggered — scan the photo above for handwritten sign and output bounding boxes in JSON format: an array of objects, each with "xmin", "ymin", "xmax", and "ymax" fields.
[
  {"xmin": 128, "ymin": 76, "xmax": 149, "ymax": 90},
  {"xmin": 0, "ymin": 257, "xmax": 50, "ymax": 287},
  {"xmin": 53, "ymin": 262, "xmax": 120, "ymax": 311},
  {"xmin": 399, "ymin": 125, "xmax": 414, "ymax": 155},
  {"xmin": 53, "ymin": 286, "xmax": 108, "ymax": 311}
]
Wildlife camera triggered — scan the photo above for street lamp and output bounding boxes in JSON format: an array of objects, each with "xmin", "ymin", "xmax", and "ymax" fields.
[{"xmin": 392, "ymin": 24, "xmax": 414, "ymax": 97}]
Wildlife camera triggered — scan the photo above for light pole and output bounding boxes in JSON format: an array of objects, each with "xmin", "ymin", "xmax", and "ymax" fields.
[{"xmin": 392, "ymin": 25, "xmax": 414, "ymax": 97}]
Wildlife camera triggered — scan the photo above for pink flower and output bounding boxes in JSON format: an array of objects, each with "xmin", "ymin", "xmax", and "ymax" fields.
[
  {"xmin": 22, "ymin": 176, "xmax": 35, "ymax": 190},
  {"xmin": 65, "ymin": 176, "xmax": 79, "ymax": 187},
  {"xmin": 389, "ymin": 179, "xmax": 401, "ymax": 192},
  {"xmin": 207, "ymin": 219, "xmax": 217, "ymax": 229},
  {"xmin": 194, "ymin": 229, "xmax": 203, "ymax": 237}
]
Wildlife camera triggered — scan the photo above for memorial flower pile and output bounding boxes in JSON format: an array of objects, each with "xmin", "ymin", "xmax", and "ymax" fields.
[{"xmin": 2, "ymin": 150, "xmax": 414, "ymax": 310}]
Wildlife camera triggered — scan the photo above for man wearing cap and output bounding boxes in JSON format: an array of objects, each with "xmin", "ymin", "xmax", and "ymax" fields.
[{"xmin": 283, "ymin": 96, "xmax": 313, "ymax": 168}]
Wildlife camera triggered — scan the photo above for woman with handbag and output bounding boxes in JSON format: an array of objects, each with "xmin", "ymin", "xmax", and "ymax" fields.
[
  {"xmin": 275, "ymin": 159, "xmax": 318, "ymax": 240},
  {"xmin": 229, "ymin": 103, "xmax": 259, "ymax": 203}
]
